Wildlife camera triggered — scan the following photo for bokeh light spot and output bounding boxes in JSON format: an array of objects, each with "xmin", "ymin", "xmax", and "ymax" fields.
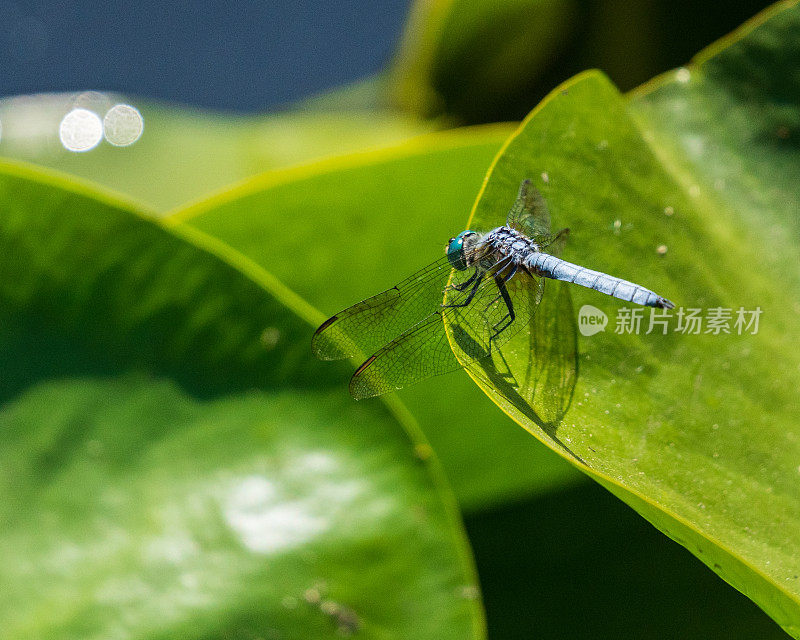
[
  {"xmin": 59, "ymin": 108, "xmax": 103, "ymax": 152},
  {"xmin": 103, "ymin": 104, "xmax": 144, "ymax": 146}
]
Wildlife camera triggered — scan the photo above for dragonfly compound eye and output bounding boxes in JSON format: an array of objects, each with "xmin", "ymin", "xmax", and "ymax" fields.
[{"xmin": 447, "ymin": 231, "xmax": 474, "ymax": 270}]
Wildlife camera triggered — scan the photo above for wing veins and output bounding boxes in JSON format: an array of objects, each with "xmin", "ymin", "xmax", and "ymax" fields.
[
  {"xmin": 312, "ymin": 251, "xmax": 483, "ymax": 360},
  {"xmin": 349, "ymin": 269, "xmax": 543, "ymax": 398}
]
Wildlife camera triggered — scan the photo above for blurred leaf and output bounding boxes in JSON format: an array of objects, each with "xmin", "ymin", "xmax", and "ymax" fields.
[
  {"xmin": 388, "ymin": 0, "xmax": 577, "ymax": 122},
  {"xmin": 459, "ymin": 2, "xmax": 800, "ymax": 634},
  {"xmin": 388, "ymin": 0, "xmax": 777, "ymax": 124},
  {"xmin": 167, "ymin": 127, "xmax": 586, "ymax": 512},
  {"xmin": 0, "ymin": 160, "xmax": 483, "ymax": 639},
  {"xmin": 0, "ymin": 93, "xmax": 431, "ymax": 212}
]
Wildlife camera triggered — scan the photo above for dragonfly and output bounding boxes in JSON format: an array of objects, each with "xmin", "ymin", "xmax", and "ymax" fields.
[{"xmin": 313, "ymin": 179, "xmax": 674, "ymax": 399}]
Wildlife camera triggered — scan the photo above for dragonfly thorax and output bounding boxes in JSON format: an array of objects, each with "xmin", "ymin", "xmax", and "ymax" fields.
[{"xmin": 482, "ymin": 226, "xmax": 541, "ymax": 264}]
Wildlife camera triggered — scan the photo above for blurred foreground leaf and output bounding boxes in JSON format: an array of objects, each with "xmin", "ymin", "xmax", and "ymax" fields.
[
  {"xmin": 0, "ymin": 161, "xmax": 483, "ymax": 639},
  {"xmin": 388, "ymin": 0, "xmax": 576, "ymax": 122},
  {"xmin": 0, "ymin": 94, "xmax": 430, "ymax": 212},
  {"xmin": 168, "ymin": 127, "xmax": 585, "ymax": 511},
  {"xmin": 459, "ymin": 2, "xmax": 800, "ymax": 634}
]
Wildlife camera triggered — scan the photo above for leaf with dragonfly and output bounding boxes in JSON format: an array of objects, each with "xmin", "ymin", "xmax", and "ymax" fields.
[{"xmin": 458, "ymin": 2, "xmax": 800, "ymax": 636}]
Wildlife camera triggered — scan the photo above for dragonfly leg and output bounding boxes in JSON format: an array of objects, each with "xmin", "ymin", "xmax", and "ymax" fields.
[
  {"xmin": 444, "ymin": 256, "xmax": 512, "ymax": 311},
  {"xmin": 449, "ymin": 255, "xmax": 508, "ymax": 295},
  {"xmin": 490, "ymin": 274, "xmax": 516, "ymax": 341},
  {"xmin": 483, "ymin": 265, "xmax": 518, "ymax": 312},
  {"xmin": 445, "ymin": 256, "xmax": 513, "ymax": 310},
  {"xmin": 446, "ymin": 269, "xmax": 478, "ymax": 292},
  {"xmin": 443, "ymin": 272, "xmax": 485, "ymax": 309}
]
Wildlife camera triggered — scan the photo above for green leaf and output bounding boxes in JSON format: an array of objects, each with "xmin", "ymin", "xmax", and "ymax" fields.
[
  {"xmin": 388, "ymin": 0, "xmax": 577, "ymax": 122},
  {"xmin": 0, "ymin": 94, "xmax": 430, "ymax": 212},
  {"xmin": 0, "ymin": 160, "xmax": 483, "ymax": 639},
  {"xmin": 459, "ymin": 2, "xmax": 800, "ymax": 634},
  {"xmin": 628, "ymin": 0, "xmax": 800, "ymax": 245},
  {"xmin": 167, "ymin": 127, "xmax": 586, "ymax": 511}
]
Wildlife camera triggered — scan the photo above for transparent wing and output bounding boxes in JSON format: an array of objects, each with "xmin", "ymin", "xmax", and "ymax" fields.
[
  {"xmin": 456, "ymin": 275, "xmax": 577, "ymax": 431},
  {"xmin": 506, "ymin": 179, "xmax": 551, "ymax": 242},
  {"xmin": 348, "ymin": 312, "xmax": 456, "ymax": 399},
  {"xmin": 312, "ymin": 247, "xmax": 488, "ymax": 361},
  {"xmin": 350, "ymin": 266, "xmax": 543, "ymax": 399},
  {"xmin": 538, "ymin": 227, "xmax": 569, "ymax": 257},
  {"xmin": 525, "ymin": 277, "xmax": 578, "ymax": 424}
]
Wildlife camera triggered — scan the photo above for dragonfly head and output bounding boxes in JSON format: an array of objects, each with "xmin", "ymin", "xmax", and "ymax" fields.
[{"xmin": 446, "ymin": 231, "xmax": 477, "ymax": 270}]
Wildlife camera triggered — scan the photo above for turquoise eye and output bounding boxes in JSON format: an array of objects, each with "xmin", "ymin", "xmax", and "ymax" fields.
[
  {"xmin": 447, "ymin": 231, "xmax": 473, "ymax": 270},
  {"xmin": 447, "ymin": 235, "xmax": 462, "ymax": 255}
]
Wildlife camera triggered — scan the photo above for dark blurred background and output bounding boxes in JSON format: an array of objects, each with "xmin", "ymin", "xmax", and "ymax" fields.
[
  {"xmin": 0, "ymin": 0, "xmax": 773, "ymax": 115},
  {"xmin": 0, "ymin": 0, "xmax": 409, "ymax": 111}
]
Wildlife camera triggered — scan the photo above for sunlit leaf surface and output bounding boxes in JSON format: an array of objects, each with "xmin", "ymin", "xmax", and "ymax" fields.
[
  {"xmin": 0, "ymin": 160, "xmax": 483, "ymax": 639},
  {"xmin": 458, "ymin": 2, "xmax": 800, "ymax": 634}
]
